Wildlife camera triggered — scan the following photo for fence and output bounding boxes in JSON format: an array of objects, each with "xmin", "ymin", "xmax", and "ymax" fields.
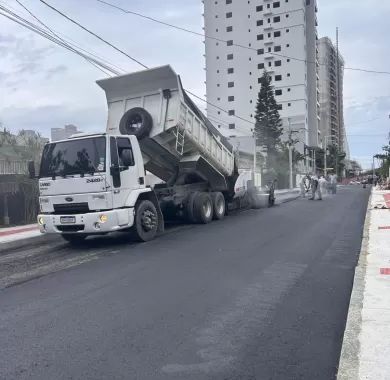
[{"xmin": 0, "ymin": 160, "xmax": 28, "ymax": 175}]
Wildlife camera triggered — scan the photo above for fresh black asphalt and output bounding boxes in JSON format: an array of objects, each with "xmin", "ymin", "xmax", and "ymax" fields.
[{"xmin": 0, "ymin": 186, "xmax": 370, "ymax": 379}]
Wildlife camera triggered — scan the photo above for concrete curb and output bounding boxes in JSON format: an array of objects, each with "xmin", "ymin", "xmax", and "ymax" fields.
[{"xmin": 337, "ymin": 191, "xmax": 372, "ymax": 379}]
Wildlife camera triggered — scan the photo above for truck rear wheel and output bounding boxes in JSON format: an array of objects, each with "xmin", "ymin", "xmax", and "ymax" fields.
[
  {"xmin": 211, "ymin": 192, "xmax": 225, "ymax": 220},
  {"xmin": 193, "ymin": 192, "xmax": 213, "ymax": 224},
  {"xmin": 186, "ymin": 191, "xmax": 199, "ymax": 223},
  {"xmin": 132, "ymin": 200, "xmax": 159, "ymax": 242},
  {"xmin": 61, "ymin": 234, "xmax": 87, "ymax": 246}
]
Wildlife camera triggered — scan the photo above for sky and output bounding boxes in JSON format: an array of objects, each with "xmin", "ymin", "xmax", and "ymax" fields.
[{"xmin": 1, "ymin": 0, "xmax": 390, "ymax": 169}]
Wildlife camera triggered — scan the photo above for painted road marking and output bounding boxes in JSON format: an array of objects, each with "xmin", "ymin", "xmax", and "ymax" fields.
[
  {"xmin": 378, "ymin": 226, "xmax": 390, "ymax": 230},
  {"xmin": 380, "ymin": 268, "xmax": 390, "ymax": 275}
]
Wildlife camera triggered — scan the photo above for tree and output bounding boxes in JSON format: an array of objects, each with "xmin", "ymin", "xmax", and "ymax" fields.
[{"xmin": 254, "ymin": 70, "xmax": 283, "ymax": 173}]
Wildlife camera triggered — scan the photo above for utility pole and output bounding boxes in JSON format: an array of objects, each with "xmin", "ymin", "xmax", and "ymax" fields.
[
  {"xmin": 288, "ymin": 118, "xmax": 293, "ymax": 189},
  {"xmin": 324, "ymin": 136, "xmax": 327, "ymax": 177},
  {"xmin": 253, "ymin": 129, "xmax": 257, "ymax": 186}
]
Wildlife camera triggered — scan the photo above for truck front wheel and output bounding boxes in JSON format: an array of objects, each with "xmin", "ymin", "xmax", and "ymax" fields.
[
  {"xmin": 211, "ymin": 192, "xmax": 225, "ymax": 220},
  {"xmin": 132, "ymin": 200, "xmax": 159, "ymax": 242},
  {"xmin": 193, "ymin": 193, "xmax": 213, "ymax": 224}
]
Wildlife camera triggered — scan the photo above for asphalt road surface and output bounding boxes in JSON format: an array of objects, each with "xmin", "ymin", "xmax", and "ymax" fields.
[{"xmin": 0, "ymin": 186, "xmax": 370, "ymax": 380}]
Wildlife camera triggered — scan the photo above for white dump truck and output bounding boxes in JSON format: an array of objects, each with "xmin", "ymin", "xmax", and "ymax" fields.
[{"xmin": 31, "ymin": 66, "xmax": 274, "ymax": 244}]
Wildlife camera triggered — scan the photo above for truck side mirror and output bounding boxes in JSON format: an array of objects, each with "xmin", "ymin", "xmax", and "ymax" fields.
[
  {"xmin": 120, "ymin": 149, "xmax": 134, "ymax": 167},
  {"xmin": 28, "ymin": 161, "xmax": 36, "ymax": 179}
]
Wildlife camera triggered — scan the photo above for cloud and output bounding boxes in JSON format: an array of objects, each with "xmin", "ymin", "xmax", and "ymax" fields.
[{"xmin": 45, "ymin": 64, "xmax": 68, "ymax": 79}]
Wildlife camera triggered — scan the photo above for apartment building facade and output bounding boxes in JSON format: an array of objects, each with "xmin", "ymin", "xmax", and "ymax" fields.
[
  {"xmin": 318, "ymin": 36, "xmax": 346, "ymax": 153},
  {"xmin": 203, "ymin": 0, "xmax": 320, "ymax": 155}
]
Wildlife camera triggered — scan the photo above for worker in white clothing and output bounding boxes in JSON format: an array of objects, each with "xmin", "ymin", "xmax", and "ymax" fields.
[{"xmin": 330, "ymin": 173, "xmax": 337, "ymax": 194}]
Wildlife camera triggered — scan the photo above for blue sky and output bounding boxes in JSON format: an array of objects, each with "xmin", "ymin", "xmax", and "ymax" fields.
[{"xmin": 1, "ymin": 0, "xmax": 389, "ymax": 169}]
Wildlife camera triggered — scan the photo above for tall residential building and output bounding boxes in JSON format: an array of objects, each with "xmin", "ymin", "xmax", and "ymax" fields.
[
  {"xmin": 203, "ymin": 0, "xmax": 320, "ymax": 154},
  {"xmin": 318, "ymin": 36, "xmax": 346, "ymax": 153},
  {"xmin": 51, "ymin": 124, "xmax": 82, "ymax": 142}
]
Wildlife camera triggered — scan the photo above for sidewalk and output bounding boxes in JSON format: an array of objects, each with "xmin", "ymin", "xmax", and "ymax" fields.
[
  {"xmin": 338, "ymin": 188, "xmax": 390, "ymax": 379},
  {"xmin": 0, "ymin": 224, "xmax": 41, "ymax": 245}
]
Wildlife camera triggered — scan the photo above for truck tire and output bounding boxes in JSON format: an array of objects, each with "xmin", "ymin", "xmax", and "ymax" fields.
[
  {"xmin": 186, "ymin": 191, "xmax": 199, "ymax": 223},
  {"xmin": 61, "ymin": 234, "xmax": 87, "ymax": 246},
  {"xmin": 119, "ymin": 107, "xmax": 153, "ymax": 140},
  {"xmin": 193, "ymin": 192, "xmax": 213, "ymax": 224},
  {"xmin": 211, "ymin": 192, "xmax": 225, "ymax": 220},
  {"xmin": 132, "ymin": 200, "xmax": 159, "ymax": 242}
]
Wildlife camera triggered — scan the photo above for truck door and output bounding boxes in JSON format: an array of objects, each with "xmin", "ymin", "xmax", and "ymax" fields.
[{"xmin": 110, "ymin": 136, "xmax": 140, "ymax": 209}]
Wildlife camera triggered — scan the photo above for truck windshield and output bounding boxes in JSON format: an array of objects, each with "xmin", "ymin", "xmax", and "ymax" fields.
[{"xmin": 40, "ymin": 136, "xmax": 106, "ymax": 177}]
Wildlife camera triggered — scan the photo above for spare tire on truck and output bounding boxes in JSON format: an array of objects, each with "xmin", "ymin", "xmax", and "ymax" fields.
[{"xmin": 119, "ymin": 107, "xmax": 153, "ymax": 140}]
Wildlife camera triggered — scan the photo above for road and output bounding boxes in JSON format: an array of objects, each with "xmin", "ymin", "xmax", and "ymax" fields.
[{"xmin": 0, "ymin": 186, "xmax": 369, "ymax": 380}]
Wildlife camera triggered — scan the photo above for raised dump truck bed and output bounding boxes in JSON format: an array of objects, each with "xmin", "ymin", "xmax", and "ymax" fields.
[{"xmin": 97, "ymin": 65, "xmax": 237, "ymax": 192}]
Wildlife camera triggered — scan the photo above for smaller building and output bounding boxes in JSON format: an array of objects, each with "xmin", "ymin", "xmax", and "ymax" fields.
[
  {"xmin": 51, "ymin": 124, "xmax": 82, "ymax": 142},
  {"xmin": 318, "ymin": 37, "xmax": 346, "ymax": 152}
]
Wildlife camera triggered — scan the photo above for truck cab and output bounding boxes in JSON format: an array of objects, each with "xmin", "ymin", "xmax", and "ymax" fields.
[{"xmin": 37, "ymin": 133, "xmax": 162, "ymax": 244}]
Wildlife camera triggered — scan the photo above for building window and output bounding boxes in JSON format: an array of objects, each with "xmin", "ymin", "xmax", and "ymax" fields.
[
  {"xmin": 256, "ymin": 5, "xmax": 263, "ymax": 11},
  {"xmin": 286, "ymin": 44, "xmax": 290, "ymax": 47},
  {"xmin": 273, "ymin": 16, "xmax": 280, "ymax": 23},
  {"xmin": 257, "ymin": 34, "xmax": 264, "ymax": 40},
  {"xmin": 229, "ymin": 123, "xmax": 235, "ymax": 129},
  {"xmin": 277, "ymin": 104, "xmax": 283, "ymax": 110},
  {"xmin": 267, "ymin": 3, "xmax": 271, "ymax": 8},
  {"xmin": 274, "ymin": 45, "xmax": 281, "ymax": 52},
  {"xmin": 257, "ymin": 48, "xmax": 264, "ymax": 55},
  {"xmin": 227, "ymin": 67, "xmax": 234, "ymax": 74},
  {"xmin": 228, "ymin": 110, "xmax": 235, "ymax": 116},
  {"xmin": 287, "ymin": 73, "xmax": 291, "ymax": 77},
  {"xmin": 268, "ymin": 33, "xmax": 271, "ymax": 38},
  {"xmin": 268, "ymin": 47, "xmax": 272, "ymax": 52},
  {"xmin": 286, "ymin": 14, "xmax": 289, "ymax": 18},
  {"xmin": 226, "ymin": 0, "xmax": 232, "ymax": 3},
  {"xmin": 227, "ymin": 53, "xmax": 234, "ymax": 60},
  {"xmin": 216, "ymin": 56, "xmax": 220, "ymax": 60},
  {"xmin": 228, "ymin": 96, "xmax": 234, "ymax": 101},
  {"xmin": 275, "ymin": 60, "xmax": 282, "ymax": 67},
  {"xmin": 288, "ymin": 103, "xmax": 291, "ymax": 106},
  {"xmin": 226, "ymin": 12, "xmax": 232, "ymax": 18},
  {"xmin": 268, "ymin": 61, "xmax": 272, "ymax": 67},
  {"xmin": 227, "ymin": 26, "xmax": 233, "ymax": 32},
  {"xmin": 258, "ymin": 63, "xmax": 264, "ymax": 69},
  {"xmin": 250, "ymin": 100, "xmax": 253, "ymax": 104},
  {"xmin": 227, "ymin": 40, "xmax": 233, "ymax": 46},
  {"xmin": 288, "ymin": 88, "xmax": 291, "ymax": 92},
  {"xmin": 257, "ymin": 20, "xmax": 263, "ymax": 26},
  {"xmin": 273, "ymin": 1, "xmax": 280, "ymax": 8},
  {"xmin": 274, "ymin": 31, "xmax": 281, "ymax": 37},
  {"xmin": 275, "ymin": 75, "xmax": 282, "ymax": 81},
  {"xmin": 228, "ymin": 82, "xmax": 234, "ymax": 88},
  {"xmin": 287, "ymin": 59, "xmax": 290, "ymax": 62},
  {"xmin": 275, "ymin": 89, "xmax": 282, "ymax": 96},
  {"xmin": 286, "ymin": 29, "xmax": 290, "ymax": 33}
]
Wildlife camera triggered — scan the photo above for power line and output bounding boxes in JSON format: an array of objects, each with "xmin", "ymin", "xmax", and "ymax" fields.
[
  {"xmin": 13, "ymin": 0, "xmax": 113, "ymax": 77},
  {"xmin": 14, "ymin": 0, "xmax": 127, "ymax": 75},
  {"xmin": 39, "ymin": 0, "xmax": 148, "ymax": 69},
  {"xmin": 94, "ymin": 0, "xmax": 390, "ymax": 76},
  {"xmin": 0, "ymin": 4, "xmax": 121, "ymax": 76}
]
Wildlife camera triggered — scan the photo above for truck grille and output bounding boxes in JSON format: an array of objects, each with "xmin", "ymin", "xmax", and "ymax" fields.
[
  {"xmin": 57, "ymin": 225, "xmax": 85, "ymax": 232},
  {"xmin": 53, "ymin": 202, "xmax": 89, "ymax": 214}
]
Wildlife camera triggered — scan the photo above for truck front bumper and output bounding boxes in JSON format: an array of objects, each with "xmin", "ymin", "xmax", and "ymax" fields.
[{"xmin": 38, "ymin": 208, "xmax": 134, "ymax": 235}]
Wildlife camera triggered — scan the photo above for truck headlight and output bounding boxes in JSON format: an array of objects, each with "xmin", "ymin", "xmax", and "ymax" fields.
[
  {"xmin": 38, "ymin": 216, "xmax": 45, "ymax": 225},
  {"xmin": 99, "ymin": 214, "xmax": 108, "ymax": 223}
]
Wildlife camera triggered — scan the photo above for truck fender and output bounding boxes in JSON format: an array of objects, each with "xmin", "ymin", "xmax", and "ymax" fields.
[{"xmin": 125, "ymin": 189, "xmax": 164, "ymax": 233}]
